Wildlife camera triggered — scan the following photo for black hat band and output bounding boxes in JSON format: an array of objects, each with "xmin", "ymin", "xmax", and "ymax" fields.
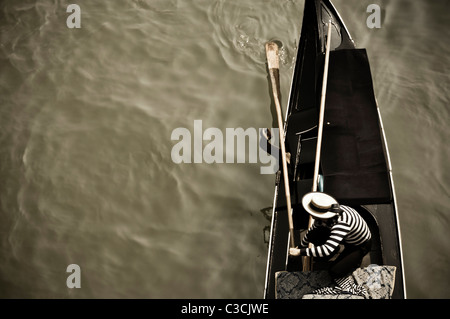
[{"xmin": 309, "ymin": 203, "xmax": 342, "ymax": 214}]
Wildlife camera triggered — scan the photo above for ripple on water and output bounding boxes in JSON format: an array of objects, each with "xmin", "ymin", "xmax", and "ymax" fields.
[{"xmin": 207, "ymin": 0, "xmax": 302, "ymax": 75}]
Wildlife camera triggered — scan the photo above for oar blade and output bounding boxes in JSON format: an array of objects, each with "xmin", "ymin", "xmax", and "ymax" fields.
[{"xmin": 265, "ymin": 41, "xmax": 279, "ymax": 70}]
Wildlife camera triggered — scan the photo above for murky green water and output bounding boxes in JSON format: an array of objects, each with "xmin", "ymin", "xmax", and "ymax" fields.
[{"xmin": 0, "ymin": 0, "xmax": 448, "ymax": 298}]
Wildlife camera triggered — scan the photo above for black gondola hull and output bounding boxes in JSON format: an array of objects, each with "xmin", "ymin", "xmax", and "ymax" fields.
[{"xmin": 264, "ymin": 0, "xmax": 405, "ymax": 299}]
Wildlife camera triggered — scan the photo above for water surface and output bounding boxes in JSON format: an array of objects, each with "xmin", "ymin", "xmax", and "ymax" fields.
[{"xmin": 0, "ymin": 0, "xmax": 448, "ymax": 298}]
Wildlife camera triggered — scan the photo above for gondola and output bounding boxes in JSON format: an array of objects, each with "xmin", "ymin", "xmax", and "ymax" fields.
[{"xmin": 263, "ymin": 0, "xmax": 406, "ymax": 299}]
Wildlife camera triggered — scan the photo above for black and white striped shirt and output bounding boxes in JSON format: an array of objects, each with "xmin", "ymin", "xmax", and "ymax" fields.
[{"xmin": 300, "ymin": 205, "xmax": 371, "ymax": 258}]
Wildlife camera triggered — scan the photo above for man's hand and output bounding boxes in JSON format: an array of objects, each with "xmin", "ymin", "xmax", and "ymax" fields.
[{"xmin": 289, "ymin": 247, "xmax": 301, "ymax": 257}]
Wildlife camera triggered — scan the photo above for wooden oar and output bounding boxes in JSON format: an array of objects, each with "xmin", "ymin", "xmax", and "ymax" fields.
[
  {"xmin": 303, "ymin": 21, "xmax": 333, "ymax": 272},
  {"xmin": 265, "ymin": 41, "xmax": 295, "ymax": 248}
]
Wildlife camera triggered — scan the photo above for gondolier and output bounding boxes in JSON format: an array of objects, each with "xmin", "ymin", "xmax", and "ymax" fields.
[{"xmin": 289, "ymin": 192, "xmax": 372, "ymax": 278}]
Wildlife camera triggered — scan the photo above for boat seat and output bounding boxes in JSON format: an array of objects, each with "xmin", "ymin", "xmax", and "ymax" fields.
[
  {"xmin": 297, "ymin": 137, "xmax": 317, "ymax": 165},
  {"xmin": 286, "ymin": 108, "xmax": 318, "ymax": 173},
  {"xmin": 287, "ymin": 108, "xmax": 318, "ymax": 136}
]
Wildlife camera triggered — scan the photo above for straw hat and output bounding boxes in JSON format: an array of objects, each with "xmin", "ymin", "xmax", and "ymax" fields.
[{"xmin": 302, "ymin": 192, "xmax": 341, "ymax": 219}]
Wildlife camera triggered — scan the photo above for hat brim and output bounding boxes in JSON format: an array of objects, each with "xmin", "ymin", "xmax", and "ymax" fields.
[{"xmin": 302, "ymin": 192, "xmax": 339, "ymax": 219}]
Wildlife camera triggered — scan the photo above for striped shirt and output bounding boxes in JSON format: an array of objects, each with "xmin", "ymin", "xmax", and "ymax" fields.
[{"xmin": 300, "ymin": 205, "xmax": 371, "ymax": 258}]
